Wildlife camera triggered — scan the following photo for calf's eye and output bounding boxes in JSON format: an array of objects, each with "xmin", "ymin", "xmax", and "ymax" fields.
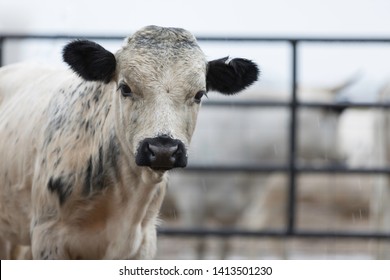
[
  {"xmin": 118, "ymin": 83, "xmax": 132, "ymax": 97},
  {"xmin": 194, "ymin": 90, "xmax": 206, "ymax": 104}
]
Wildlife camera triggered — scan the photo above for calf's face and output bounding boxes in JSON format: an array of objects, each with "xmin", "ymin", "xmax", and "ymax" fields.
[{"xmin": 63, "ymin": 25, "xmax": 259, "ymax": 171}]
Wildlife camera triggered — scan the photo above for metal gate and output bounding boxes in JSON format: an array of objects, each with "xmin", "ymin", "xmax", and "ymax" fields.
[{"xmin": 1, "ymin": 34, "xmax": 390, "ymax": 243}]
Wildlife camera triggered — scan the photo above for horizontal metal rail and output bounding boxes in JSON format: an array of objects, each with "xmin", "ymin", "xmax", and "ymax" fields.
[
  {"xmin": 184, "ymin": 164, "xmax": 390, "ymax": 174},
  {"xmin": 158, "ymin": 228, "xmax": 390, "ymax": 239},
  {"xmin": 1, "ymin": 34, "xmax": 390, "ymax": 43},
  {"xmin": 202, "ymin": 100, "xmax": 390, "ymax": 109}
]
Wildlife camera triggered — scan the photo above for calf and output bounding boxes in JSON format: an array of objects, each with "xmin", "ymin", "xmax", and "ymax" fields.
[{"xmin": 0, "ymin": 25, "xmax": 258, "ymax": 259}]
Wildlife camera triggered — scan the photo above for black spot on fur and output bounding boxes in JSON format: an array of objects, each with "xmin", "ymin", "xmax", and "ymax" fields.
[
  {"xmin": 63, "ymin": 40, "xmax": 116, "ymax": 83},
  {"xmin": 44, "ymin": 135, "xmax": 52, "ymax": 147},
  {"xmin": 45, "ymin": 107, "xmax": 67, "ymax": 146},
  {"xmin": 70, "ymin": 82, "xmax": 84, "ymax": 97},
  {"xmin": 50, "ymin": 114, "xmax": 65, "ymax": 130},
  {"xmin": 206, "ymin": 57, "xmax": 259, "ymax": 95},
  {"xmin": 54, "ymin": 157, "xmax": 62, "ymax": 169},
  {"xmin": 95, "ymin": 146, "xmax": 105, "ymax": 188},
  {"xmin": 85, "ymin": 120, "xmax": 90, "ymax": 132},
  {"xmin": 83, "ymin": 138, "xmax": 121, "ymax": 196},
  {"xmin": 83, "ymin": 151, "xmax": 105, "ymax": 196},
  {"xmin": 107, "ymin": 134, "xmax": 121, "ymax": 180},
  {"xmin": 93, "ymin": 86, "xmax": 102, "ymax": 103},
  {"xmin": 47, "ymin": 176, "xmax": 73, "ymax": 205},
  {"xmin": 84, "ymin": 157, "xmax": 93, "ymax": 195}
]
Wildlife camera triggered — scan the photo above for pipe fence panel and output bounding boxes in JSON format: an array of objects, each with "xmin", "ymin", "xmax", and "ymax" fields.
[{"xmin": 1, "ymin": 34, "xmax": 390, "ymax": 240}]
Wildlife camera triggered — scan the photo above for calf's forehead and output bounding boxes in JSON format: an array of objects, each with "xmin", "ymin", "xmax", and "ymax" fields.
[
  {"xmin": 116, "ymin": 26, "xmax": 207, "ymax": 77},
  {"xmin": 127, "ymin": 25, "xmax": 200, "ymax": 51}
]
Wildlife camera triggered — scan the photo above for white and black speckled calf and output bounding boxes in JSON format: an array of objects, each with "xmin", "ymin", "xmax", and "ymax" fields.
[{"xmin": 0, "ymin": 25, "xmax": 258, "ymax": 259}]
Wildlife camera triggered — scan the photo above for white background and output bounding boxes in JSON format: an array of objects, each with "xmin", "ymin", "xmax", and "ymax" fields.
[
  {"xmin": 0, "ymin": 0, "xmax": 390, "ymax": 37},
  {"xmin": 1, "ymin": 0, "xmax": 390, "ymax": 101}
]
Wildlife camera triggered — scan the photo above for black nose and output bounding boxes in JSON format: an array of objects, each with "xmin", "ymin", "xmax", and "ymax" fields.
[{"xmin": 135, "ymin": 135, "xmax": 187, "ymax": 170}]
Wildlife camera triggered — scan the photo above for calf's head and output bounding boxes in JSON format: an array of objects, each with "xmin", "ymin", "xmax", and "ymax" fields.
[{"xmin": 63, "ymin": 25, "xmax": 259, "ymax": 171}]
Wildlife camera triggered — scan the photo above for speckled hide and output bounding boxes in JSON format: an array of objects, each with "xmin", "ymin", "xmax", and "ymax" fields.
[{"xmin": 0, "ymin": 25, "xmax": 258, "ymax": 259}]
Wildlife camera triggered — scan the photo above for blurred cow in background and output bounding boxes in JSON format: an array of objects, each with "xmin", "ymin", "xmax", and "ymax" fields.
[
  {"xmin": 372, "ymin": 81, "xmax": 390, "ymax": 259},
  {"xmin": 160, "ymin": 77, "xmax": 363, "ymax": 259}
]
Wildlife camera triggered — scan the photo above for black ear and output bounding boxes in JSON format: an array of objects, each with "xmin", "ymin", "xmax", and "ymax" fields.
[
  {"xmin": 63, "ymin": 40, "xmax": 116, "ymax": 83},
  {"xmin": 206, "ymin": 57, "xmax": 259, "ymax": 95}
]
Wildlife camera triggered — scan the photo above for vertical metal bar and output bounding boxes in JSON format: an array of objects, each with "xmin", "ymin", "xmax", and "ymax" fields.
[
  {"xmin": 0, "ymin": 37, "xmax": 4, "ymax": 67},
  {"xmin": 287, "ymin": 40, "xmax": 298, "ymax": 235}
]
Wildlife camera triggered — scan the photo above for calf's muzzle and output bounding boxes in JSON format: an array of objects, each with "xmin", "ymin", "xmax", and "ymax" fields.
[{"xmin": 135, "ymin": 135, "xmax": 187, "ymax": 170}]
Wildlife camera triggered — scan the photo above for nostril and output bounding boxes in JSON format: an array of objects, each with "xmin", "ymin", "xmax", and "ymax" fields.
[
  {"xmin": 171, "ymin": 145, "xmax": 182, "ymax": 157},
  {"xmin": 145, "ymin": 143, "xmax": 155, "ymax": 157},
  {"xmin": 169, "ymin": 145, "xmax": 179, "ymax": 160}
]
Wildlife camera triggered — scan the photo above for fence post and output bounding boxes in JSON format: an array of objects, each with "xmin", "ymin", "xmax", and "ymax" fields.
[
  {"xmin": 287, "ymin": 40, "xmax": 298, "ymax": 235},
  {"xmin": 0, "ymin": 37, "xmax": 3, "ymax": 67}
]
